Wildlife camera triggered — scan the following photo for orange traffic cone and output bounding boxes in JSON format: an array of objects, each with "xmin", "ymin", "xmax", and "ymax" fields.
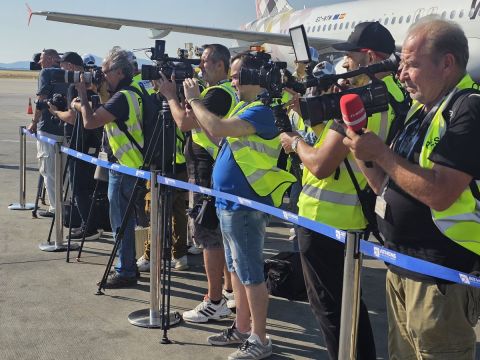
[{"xmin": 27, "ymin": 98, "xmax": 33, "ymax": 115}]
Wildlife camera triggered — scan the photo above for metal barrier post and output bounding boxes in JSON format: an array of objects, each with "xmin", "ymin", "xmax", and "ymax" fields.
[
  {"xmin": 8, "ymin": 126, "xmax": 34, "ymax": 210},
  {"xmin": 128, "ymin": 170, "xmax": 180, "ymax": 328},
  {"xmin": 39, "ymin": 142, "xmax": 78, "ymax": 252},
  {"xmin": 338, "ymin": 231, "xmax": 363, "ymax": 360}
]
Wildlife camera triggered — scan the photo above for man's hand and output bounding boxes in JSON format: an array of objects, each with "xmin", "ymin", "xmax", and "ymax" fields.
[
  {"xmin": 183, "ymin": 78, "xmax": 201, "ymax": 104},
  {"xmin": 74, "ymin": 73, "xmax": 87, "ymax": 95},
  {"xmin": 280, "ymin": 131, "xmax": 301, "ymax": 153},
  {"xmin": 70, "ymin": 97, "xmax": 81, "ymax": 112},
  {"xmin": 27, "ymin": 121, "xmax": 37, "ymax": 133},
  {"xmin": 343, "ymin": 127, "xmax": 388, "ymax": 161},
  {"xmin": 47, "ymin": 102, "xmax": 58, "ymax": 116},
  {"xmin": 154, "ymin": 73, "xmax": 177, "ymax": 100}
]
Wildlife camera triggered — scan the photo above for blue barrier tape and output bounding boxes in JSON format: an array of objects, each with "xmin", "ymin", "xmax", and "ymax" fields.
[{"xmin": 23, "ymin": 128, "xmax": 480, "ymax": 288}]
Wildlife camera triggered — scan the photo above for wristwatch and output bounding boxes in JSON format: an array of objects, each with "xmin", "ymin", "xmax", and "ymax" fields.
[{"xmin": 291, "ymin": 136, "xmax": 302, "ymax": 153}]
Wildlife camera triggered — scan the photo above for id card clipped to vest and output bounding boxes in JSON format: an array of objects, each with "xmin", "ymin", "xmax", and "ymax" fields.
[{"xmin": 375, "ymin": 176, "xmax": 389, "ymax": 219}]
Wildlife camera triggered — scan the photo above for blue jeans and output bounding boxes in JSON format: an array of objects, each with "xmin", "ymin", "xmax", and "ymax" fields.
[
  {"xmin": 217, "ymin": 209, "xmax": 269, "ymax": 285},
  {"xmin": 108, "ymin": 170, "xmax": 137, "ymax": 278}
]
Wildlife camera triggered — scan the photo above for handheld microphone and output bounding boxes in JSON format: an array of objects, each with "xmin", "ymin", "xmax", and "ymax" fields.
[{"xmin": 340, "ymin": 93, "xmax": 372, "ymax": 168}]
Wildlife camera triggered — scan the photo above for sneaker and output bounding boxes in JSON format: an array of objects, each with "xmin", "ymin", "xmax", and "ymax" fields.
[
  {"xmin": 222, "ymin": 289, "xmax": 236, "ymax": 309},
  {"xmin": 66, "ymin": 228, "xmax": 102, "ymax": 241},
  {"xmin": 187, "ymin": 245, "xmax": 203, "ymax": 255},
  {"xmin": 228, "ymin": 334, "xmax": 272, "ymax": 360},
  {"xmin": 38, "ymin": 210, "xmax": 54, "ymax": 218},
  {"xmin": 98, "ymin": 272, "xmax": 137, "ymax": 289},
  {"xmin": 136, "ymin": 255, "xmax": 150, "ymax": 272},
  {"xmin": 208, "ymin": 322, "xmax": 250, "ymax": 346},
  {"xmin": 182, "ymin": 296, "xmax": 231, "ymax": 323},
  {"xmin": 172, "ymin": 255, "xmax": 189, "ymax": 271}
]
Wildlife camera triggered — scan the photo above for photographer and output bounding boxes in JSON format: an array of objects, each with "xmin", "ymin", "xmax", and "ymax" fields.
[
  {"xmin": 28, "ymin": 49, "xmax": 68, "ymax": 218},
  {"xmin": 72, "ymin": 47, "xmax": 143, "ymax": 288},
  {"xmin": 48, "ymin": 52, "xmax": 103, "ymax": 241},
  {"xmin": 280, "ymin": 22, "xmax": 408, "ymax": 359},
  {"xmin": 183, "ymin": 52, "xmax": 296, "ymax": 360},
  {"xmin": 154, "ymin": 44, "xmax": 238, "ymax": 322},
  {"xmin": 343, "ymin": 17, "xmax": 480, "ymax": 358}
]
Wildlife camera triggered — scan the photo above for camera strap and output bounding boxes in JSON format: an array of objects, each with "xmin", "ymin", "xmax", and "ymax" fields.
[
  {"xmin": 115, "ymin": 85, "xmax": 145, "ymax": 154},
  {"xmin": 343, "ymin": 158, "xmax": 384, "ymax": 244}
]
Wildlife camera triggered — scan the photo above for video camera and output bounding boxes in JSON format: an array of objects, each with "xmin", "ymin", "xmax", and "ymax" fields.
[
  {"xmin": 141, "ymin": 40, "xmax": 200, "ymax": 84},
  {"xmin": 289, "ymin": 25, "xmax": 400, "ymax": 126},
  {"xmin": 35, "ymin": 93, "xmax": 67, "ymax": 111},
  {"xmin": 238, "ymin": 50, "xmax": 305, "ymax": 99}
]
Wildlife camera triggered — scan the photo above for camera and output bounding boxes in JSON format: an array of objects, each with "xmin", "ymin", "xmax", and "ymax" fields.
[
  {"xmin": 49, "ymin": 68, "xmax": 103, "ymax": 85},
  {"xmin": 35, "ymin": 93, "xmax": 67, "ymax": 111},
  {"xmin": 30, "ymin": 53, "xmax": 42, "ymax": 71},
  {"xmin": 141, "ymin": 40, "xmax": 200, "ymax": 83},
  {"xmin": 300, "ymin": 80, "xmax": 389, "ymax": 127}
]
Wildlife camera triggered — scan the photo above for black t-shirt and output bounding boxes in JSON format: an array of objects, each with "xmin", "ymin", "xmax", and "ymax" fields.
[
  {"xmin": 185, "ymin": 86, "xmax": 232, "ymax": 185},
  {"xmin": 380, "ymin": 94, "xmax": 480, "ymax": 281},
  {"xmin": 37, "ymin": 68, "xmax": 69, "ymax": 136},
  {"xmin": 66, "ymin": 85, "xmax": 102, "ymax": 153}
]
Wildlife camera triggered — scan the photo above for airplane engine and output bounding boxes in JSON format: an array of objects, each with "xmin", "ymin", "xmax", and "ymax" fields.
[{"xmin": 150, "ymin": 29, "xmax": 171, "ymax": 39}]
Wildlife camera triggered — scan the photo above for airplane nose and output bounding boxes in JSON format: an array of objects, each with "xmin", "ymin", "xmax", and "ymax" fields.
[{"xmin": 467, "ymin": 37, "xmax": 480, "ymax": 83}]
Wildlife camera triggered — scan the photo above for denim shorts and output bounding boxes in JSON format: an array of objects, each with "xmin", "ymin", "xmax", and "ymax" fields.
[{"xmin": 217, "ymin": 209, "xmax": 269, "ymax": 285}]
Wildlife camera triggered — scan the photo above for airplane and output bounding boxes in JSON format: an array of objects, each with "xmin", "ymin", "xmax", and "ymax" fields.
[{"xmin": 29, "ymin": 0, "xmax": 480, "ymax": 81}]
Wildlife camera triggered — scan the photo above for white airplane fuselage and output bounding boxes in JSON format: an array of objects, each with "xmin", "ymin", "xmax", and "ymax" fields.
[{"xmin": 242, "ymin": 0, "xmax": 480, "ymax": 80}]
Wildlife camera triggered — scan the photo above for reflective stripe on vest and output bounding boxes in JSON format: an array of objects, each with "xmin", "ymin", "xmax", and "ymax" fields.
[
  {"xmin": 104, "ymin": 81, "xmax": 144, "ymax": 168},
  {"xmin": 175, "ymin": 127, "xmax": 186, "ymax": 165},
  {"xmin": 226, "ymin": 100, "xmax": 296, "ymax": 207},
  {"xmin": 414, "ymin": 74, "xmax": 480, "ymax": 255},
  {"xmin": 192, "ymin": 81, "xmax": 238, "ymax": 159},
  {"xmin": 298, "ymin": 75, "xmax": 404, "ymax": 230}
]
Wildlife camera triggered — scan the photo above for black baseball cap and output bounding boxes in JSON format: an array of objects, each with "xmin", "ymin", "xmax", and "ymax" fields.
[
  {"xmin": 60, "ymin": 52, "xmax": 83, "ymax": 67},
  {"xmin": 332, "ymin": 21, "xmax": 395, "ymax": 54}
]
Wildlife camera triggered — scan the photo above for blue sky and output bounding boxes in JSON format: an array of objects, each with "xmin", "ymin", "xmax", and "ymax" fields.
[{"xmin": 0, "ymin": 0, "xmax": 343, "ymax": 63}]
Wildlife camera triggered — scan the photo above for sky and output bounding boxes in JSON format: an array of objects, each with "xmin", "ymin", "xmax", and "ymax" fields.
[{"xmin": 0, "ymin": 0, "xmax": 343, "ymax": 64}]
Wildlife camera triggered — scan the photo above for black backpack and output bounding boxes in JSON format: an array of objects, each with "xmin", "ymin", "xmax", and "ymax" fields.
[{"xmin": 116, "ymin": 83, "xmax": 175, "ymax": 170}]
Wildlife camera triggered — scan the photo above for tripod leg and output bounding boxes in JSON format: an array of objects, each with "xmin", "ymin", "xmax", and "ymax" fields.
[
  {"xmin": 77, "ymin": 181, "xmax": 100, "ymax": 261},
  {"xmin": 32, "ymin": 175, "xmax": 44, "ymax": 218},
  {"xmin": 96, "ymin": 176, "xmax": 143, "ymax": 294}
]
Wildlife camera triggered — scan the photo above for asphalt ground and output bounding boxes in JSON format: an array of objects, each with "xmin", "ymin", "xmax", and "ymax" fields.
[{"xmin": 0, "ymin": 77, "xmax": 478, "ymax": 360}]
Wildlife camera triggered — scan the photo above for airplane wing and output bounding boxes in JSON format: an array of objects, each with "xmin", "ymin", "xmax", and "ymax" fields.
[{"xmin": 31, "ymin": 11, "xmax": 339, "ymax": 50}]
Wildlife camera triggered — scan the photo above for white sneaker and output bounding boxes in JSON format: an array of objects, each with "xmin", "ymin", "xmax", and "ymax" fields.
[
  {"xmin": 222, "ymin": 289, "xmax": 236, "ymax": 309},
  {"xmin": 136, "ymin": 255, "xmax": 150, "ymax": 272},
  {"xmin": 182, "ymin": 296, "xmax": 231, "ymax": 323},
  {"xmin": 187, "ymin": 245, "xmax": 203, "ymax": 255},
  {"xmin": 172, "ymin": 255, "xmax": 189, "ymax": 271}
]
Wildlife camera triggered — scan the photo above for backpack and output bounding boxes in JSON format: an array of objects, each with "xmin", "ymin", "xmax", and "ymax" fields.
[{"xmin": 116, "ymin": 83, "xmax": 175, "ymax": 171}]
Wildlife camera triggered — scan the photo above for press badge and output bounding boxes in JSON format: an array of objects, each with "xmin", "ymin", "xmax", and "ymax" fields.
[{"xmin": 375, "ymin": 196, "xmax": 387, "ymax": 219}]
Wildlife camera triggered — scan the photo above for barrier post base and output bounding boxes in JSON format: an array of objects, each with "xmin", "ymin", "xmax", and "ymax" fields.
[
  {"xmin": 39, "ymin": 242, "xmax": 80, "ymax": 252},
  {"xmin": 128, "ymin": 308, "xmax": 181, "ymax": 328},
  {"xmin": 8, "ymin": 203, "xmax": 35, "ymax": 210}
]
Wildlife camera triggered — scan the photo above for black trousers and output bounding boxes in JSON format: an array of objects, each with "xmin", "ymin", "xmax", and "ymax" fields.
[{"xmin": 298, "ymin": 227, "xmax": 376, "ymax": 360}]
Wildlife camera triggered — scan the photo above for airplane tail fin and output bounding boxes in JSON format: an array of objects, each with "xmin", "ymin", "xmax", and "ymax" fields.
[{"xmin": 256, "ymin": 0, "xmax": 293, "ymax": 19}]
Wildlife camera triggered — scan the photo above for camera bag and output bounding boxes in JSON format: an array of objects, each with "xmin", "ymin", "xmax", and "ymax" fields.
[{"xmin": 264, "ymin": 251, "xmax": 308, "ymax": 302}]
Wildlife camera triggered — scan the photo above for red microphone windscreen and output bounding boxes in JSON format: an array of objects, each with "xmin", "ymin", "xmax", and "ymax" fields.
[{"xmin": 340, "ymin": 94, "xmax": 367, "ymax": 133}]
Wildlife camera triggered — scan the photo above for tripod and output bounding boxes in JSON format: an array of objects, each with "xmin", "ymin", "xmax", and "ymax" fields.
[{"xmin": 96, "ymin": 95, "xmax": 180, "ymax": 340}]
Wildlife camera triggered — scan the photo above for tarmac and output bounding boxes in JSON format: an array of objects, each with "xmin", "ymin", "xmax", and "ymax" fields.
[{"xmin": 0, "ymin": 77, "xmax": 479, "ymax": 360}]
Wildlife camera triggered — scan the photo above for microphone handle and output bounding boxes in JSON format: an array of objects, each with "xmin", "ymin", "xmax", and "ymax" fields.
[{"xmin": 353, "ymin": 128, "xmax": 373, "ymax": 168}]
